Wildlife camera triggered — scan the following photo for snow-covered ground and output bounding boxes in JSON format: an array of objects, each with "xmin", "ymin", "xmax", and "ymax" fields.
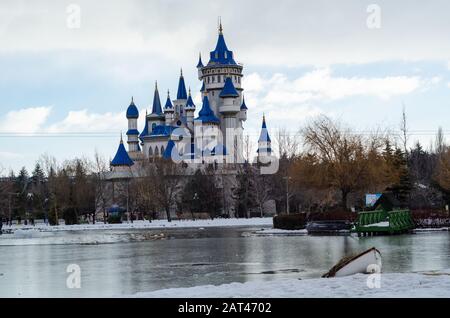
[
  {"xmin": 132, "ymin": 269, "xmax": 450, "ymax": 298},
  {"xmin": 1, "ymin": 217, "xmax": 273, "ymax": 233},
  {"xmin": 247, "ymin": 228, "xmax": 308, "ymax": 236},
  {"xmin": 413, "ymin": 227, "xmax": 450, "ymax": 232}
]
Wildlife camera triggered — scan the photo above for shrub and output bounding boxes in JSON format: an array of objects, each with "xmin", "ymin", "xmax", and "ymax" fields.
[
  {"xmin": 107, "ymin": 214, "xmax": 122, "ymax": 224},
  {"xmin": 63, "ymin": 207, "xmax": 79, "ymax": 225},
  {"xmin": 273, "ymin": 213, "xmax": 307, "ymax": 230}
]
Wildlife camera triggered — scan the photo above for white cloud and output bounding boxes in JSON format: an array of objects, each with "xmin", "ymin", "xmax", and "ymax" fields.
[
  {"xmin": 0, "ymin": 106, "xmax": 52, "ymax": 133},
  {"xmin": 241, "ymin": 69, "xmax": 433, "ymax": 134},
  {"xmin": 447, "ymin": 82, "xmax": 450, "ymax": 88},
  {"xmin": 0, "ymin": 151, "xmax": 24, "ymax": 160},
  {"xmin": 244, "ymin": 69, "xmax": 424, "ymax": 106},
  {"xmin": 0, "ymin": 106, "xmax": 127, "ymax": 135},
  {"xmin": 46, "ymin": 109, "xmax": 126, "ymax": 133}
]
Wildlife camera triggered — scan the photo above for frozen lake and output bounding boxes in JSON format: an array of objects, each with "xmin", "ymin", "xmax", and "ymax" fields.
[{"xmin": 1, "ymin": 226, "xmax": 449, "ymax": 297}]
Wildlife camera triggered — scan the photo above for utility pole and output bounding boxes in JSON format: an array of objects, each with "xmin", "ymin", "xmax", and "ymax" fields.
[{"xmin": 283, "ymin": 176, "xmax": 291, "ymax": 215}]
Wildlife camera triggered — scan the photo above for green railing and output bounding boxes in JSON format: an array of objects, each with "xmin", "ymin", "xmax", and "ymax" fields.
[{"xmin": 354, "ymin": 209, "xmax": 415, "ymax": 235}]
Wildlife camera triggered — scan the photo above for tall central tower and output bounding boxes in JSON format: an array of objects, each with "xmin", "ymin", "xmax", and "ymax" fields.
[{"xmin": 196, "ymin": 21, "xmax": 246, "ymax": 163}]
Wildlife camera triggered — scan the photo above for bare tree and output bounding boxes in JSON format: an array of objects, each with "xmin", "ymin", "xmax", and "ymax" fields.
[
  {"xmin": 276, "ymin": 127, "xmax": 300, "ymax": 159},
  {"xmin": 299, "ymin": 115, "xmax": 387, "ymax": 209},
  {"xmin": 141, "ymin": 159, "xmax": 183, "ymax": 222},
  {"xmin": 243, "ymin": 134, "xmax": 254, "ymax": 163},
  {"xmin": 400, "ymin": 104, "xmax": 409, "ymax": 156},
  {"xmin": 435, "ymin": 127, "xmax": 445, "ymax": 155},
  {"xmin": 253, "ymin": 170, "xmax": 271, "ymax": 217},
  {"xmin": 93, "ymin": 151, "xmax": 109, "ymax": 223},
  {"xmin": 434, "ymin": 146, "xmax": 450, "ymax": 196}
]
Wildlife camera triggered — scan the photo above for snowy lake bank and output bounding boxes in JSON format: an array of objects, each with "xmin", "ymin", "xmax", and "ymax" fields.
[
  {"xmin": 132, "ymin": 269, "xmax": 450, "ymax": 298},
  {"xmin": 1, "ymin": 217, "xmax": 274, "ymax": 234}
]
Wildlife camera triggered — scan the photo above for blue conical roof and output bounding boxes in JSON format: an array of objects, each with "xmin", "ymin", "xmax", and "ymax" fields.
[
  {"xmin": 220, "ymin": 77, "xmax": 239, "ymax": 98},
  {"xmin": 195, "ymin": 95, "xmax": 220, "ymax": 124},
  {"xmin": 165, "ymin": 90, "xmax": 174, "ymax": 109},
  {"xmin": 208, "ymin": 25, "xmax": 237, "ymax": 65},
  {"xmin": 186, "ymin": 89, "xmax": 195, "ymax": 108},
  {"xmin": 151, "ymin": 83, "xmax": 163, "ymax": 115},
  {"xmin": 197, "ymin": 53, "xmax": 204, "ymax": 68},
  {"xmin": 126, "ymin": 97, "xmax": 139, "ymax": 119},
  {"xmin": 139, "ymin": 111, "xmax": 149, "ymax": 140},
  {"xmin": 240, "ymin": 95, "xmax": 248, "ymax": 110},
  {"xmin": 111, "ymin": 138, "xmax": 134, "ymax": 166},
  {"xmin": 177, "ymin": 69, "xmax": 188, "ymax": 100},
  {"xmin": 258, "ymin": 115, "xmax": 271, "ymax": 143}
]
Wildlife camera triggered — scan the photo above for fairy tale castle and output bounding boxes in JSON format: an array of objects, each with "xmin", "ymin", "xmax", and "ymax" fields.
[
  {"xmin": 104, "ymin": 22, "xmax": 275, "ymax": 218},
  {"xmin": 109, "ymin": 22, "xmax": 272, "ymax": 170}
]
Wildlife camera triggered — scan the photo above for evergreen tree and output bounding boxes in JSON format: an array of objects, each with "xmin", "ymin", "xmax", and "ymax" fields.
[
  {"xmin": 180, "ymin": 168, "xmax": 223, "ymax": 219},
  {"xmin": 31, "ymin": 162, "xmax": 47, "ymax": 222},
  {"xmin": 234, "ymin": 164, "xmax": 257, "ymax": 218},
  {"xmin": 31, "ymin": 163, "xmax": 45, "ymax": 184},
  {"xmin": 387, "ymin": 148, "xmax": 412, "ymax": 206},
  {"xmin": 15, "ymin": 167, "xmax": 30, "ymax": 221}
]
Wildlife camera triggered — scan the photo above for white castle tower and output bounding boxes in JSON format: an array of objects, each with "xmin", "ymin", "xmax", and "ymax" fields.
[
  {"xmin": 126, "ymin": 97, "xmax": 140, "ymax": 159},
  {"xmin": 196, "ymin": 21, "xmax": 246, "ymax": 163},
  {"xmin": 257, "ymin": 114, "xmax": 272, "ymax": 162}
]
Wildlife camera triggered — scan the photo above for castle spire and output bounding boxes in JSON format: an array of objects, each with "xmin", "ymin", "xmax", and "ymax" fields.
[
  {"xmin": 176, "ymin": 68, "xmax": 187, "ymax": 100},
  {"xmin": 218, "ymin": 17, "xmax": 223, "ymax": 35},
  {"xmin": 197, "ymin": 52, "xmax": 204, "ymax": 68},
  {"xmin": 151, "ymin": 82, "xmax": 163, "ymax": 115}
]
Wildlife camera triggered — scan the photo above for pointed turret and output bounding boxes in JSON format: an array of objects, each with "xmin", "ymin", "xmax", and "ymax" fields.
[
  {"xmin": 196, "ymin": 52, "xmax": 204, "ymax": 68},
  {"xmin": 240, "ymin": 95, "xmax": 248, "ymax": 110},
  {"xmin": 195, "ymin": 95, "xmax": 220, "ymax": 124},
  {"xmin": 219, "ymin": 76, "xmax": 240, "ymax": 115},
  {"xmin": 258, "ymin": 114, "xmax": 271, "ymax": 143},
  {"xmin": 150, "ymin": 82, "xmax": 163, "ymax": 115},
  {"xmin": 257, "ymin": 114, "xmax": 272, "ymax": 160},
  {"xmin": 185, "ymin": 88, "xmax": 196, "ymax": 131},
  {"xmin": 176, "ymin": 69, "xmax": 188, "ymax": 100},
  {"xmin": 239, "ymin": 95, "xmax": 248, "ymax": 122},
  {"xmin": 125, "ymin": 97, "xmax": 140, "ymax": 153},
  {"xmin": 111, "ymin": 135, "xmax": 134, "ymax": 167},
  {"xmin": 139, "ymin": 110, "xmax": 149, "ymax": 141},
  {"xmin": 126, "ymin": 96, "xmax": 139, "ymax": 119},
  {"xmin": 185, "ymin": 88, "xmax": 196, "ymax": 109},
  {"xmin": 208, "ymin": 21, "xmax": 237, "ymax": 66},
  {"xmin": 165, "ymin": 90, "xmax": 174, "ymax": 110},
  {"xmin": 164, "ymin": 90, "xmax": 174, "ymax": 125},
  {"xmin": 220, "ymin": 76, "xmax": 239, "ymax": 98}
]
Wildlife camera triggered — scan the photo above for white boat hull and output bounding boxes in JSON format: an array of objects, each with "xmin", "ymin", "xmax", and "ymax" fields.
[{"xmin": 334, "ymin": 248, "xmax": 382, "ymax": 277}]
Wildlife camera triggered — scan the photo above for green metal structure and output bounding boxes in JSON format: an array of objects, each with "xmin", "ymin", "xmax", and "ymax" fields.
[{"xmin": 354, "ymin": 209, "xmax": 415, "ymax": 236}]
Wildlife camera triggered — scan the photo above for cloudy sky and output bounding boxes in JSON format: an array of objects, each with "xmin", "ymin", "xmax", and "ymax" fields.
[{"xmin": 1, "ymin": 0, "xmax": 450, "ymax": 173}]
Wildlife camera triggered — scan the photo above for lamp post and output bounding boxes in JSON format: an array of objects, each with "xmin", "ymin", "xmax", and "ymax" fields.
[{"xmin": 283, "ymin": 176, "xmax": 291, "ymax": 215}]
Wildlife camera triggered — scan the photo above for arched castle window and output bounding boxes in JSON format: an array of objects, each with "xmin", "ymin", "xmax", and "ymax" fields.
[
  {"xmin": 161, "ymin": 146, "xmax": 165, "ymax": 156},
  {"xmin": 149, "ymin": 147, "xmax": 153, "ymax": 157},
  {"xmin": 152, "ymin": 123, "xmax": 156, "ymax": 131},
  {"xmin": 155, "ymin": 147, "xmax": 160, "ymax": 157}
]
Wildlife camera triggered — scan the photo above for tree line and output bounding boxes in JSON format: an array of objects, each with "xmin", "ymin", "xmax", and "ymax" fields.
[{"xmin": 1, "ymin": 114, "xmax": 450, "ymax": 225}]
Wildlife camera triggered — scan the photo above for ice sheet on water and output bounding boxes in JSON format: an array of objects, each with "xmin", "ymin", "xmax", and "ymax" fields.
[{"xmin": 0, "ymin": 230, "xmax": 165, "ymax": 246}]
